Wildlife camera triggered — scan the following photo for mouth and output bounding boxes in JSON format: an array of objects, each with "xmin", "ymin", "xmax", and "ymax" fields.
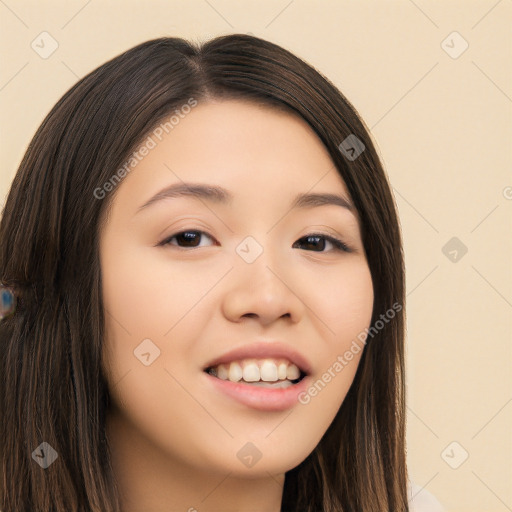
[
  {"xmin": 202, "ymin": 342, "xmax": 312, "ymax": 411},
  {"xmin": 204, "ymin": 358, "xmax": 308, "ymax": 388},
  {"xmin": 202, "ymin": 350, "xmax": 311, "ymax": 411}
]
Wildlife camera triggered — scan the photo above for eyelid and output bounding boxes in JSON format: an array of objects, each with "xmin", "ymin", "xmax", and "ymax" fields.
[
  {"xmin": 303, "ymin": 233, "xmax": 352, "ymax": 253},
  {"xmin": 298, "ymin": 224, "xmax": 355, "ymax": 253},
  {"xmin": 158, "ymin": 228, "xmax": 354, "ymax": 253},
  {"xmin": 157, "ymin": 229, "xmax": 217, "ymax": 249}
]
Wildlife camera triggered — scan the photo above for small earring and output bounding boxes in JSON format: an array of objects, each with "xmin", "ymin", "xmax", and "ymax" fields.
[{"xmin": 0, "ymin": 284, "xmax": 16, "ymax": 320}]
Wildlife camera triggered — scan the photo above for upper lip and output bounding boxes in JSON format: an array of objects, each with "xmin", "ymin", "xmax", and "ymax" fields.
[{"xmin": 203, "ymin": 341, "xmax": 312, "ymax": 375}]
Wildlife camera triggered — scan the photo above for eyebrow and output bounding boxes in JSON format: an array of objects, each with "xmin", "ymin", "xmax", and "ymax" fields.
[{"xmin": 136, "ymin": 182, "xmax": 354, "ymax": 214}]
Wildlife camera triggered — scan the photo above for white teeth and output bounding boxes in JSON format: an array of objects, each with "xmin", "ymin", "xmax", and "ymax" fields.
[
  {"xmin": 286, "ymin": 364, "xmax": 300, "ymax": 381},
  {"xmin": 210, "ymin": 358, "xmax": 304, "ymax": 384},
  {"xmin": 228, "ymin": 362, "xmax": 243, "ymax": 382},
  {"xmin": 277, "ymin": 363, "xmax": 287, "ymax": 380},
  {"xmin": 217, "ymin": 364, "xmax": 228, "ymax": 380},
  {"xmin": 260, "ymin": 360, "xmax": 278, "ymax": 382},
  {"xmin": 242, "ymin": 362, "xmax": 260, "ymax": 382}
]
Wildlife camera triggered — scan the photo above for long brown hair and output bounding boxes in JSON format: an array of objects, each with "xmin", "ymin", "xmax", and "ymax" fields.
[{"xmin": 0, "ymin": 34, "xmax": 407, "ymax": 511}]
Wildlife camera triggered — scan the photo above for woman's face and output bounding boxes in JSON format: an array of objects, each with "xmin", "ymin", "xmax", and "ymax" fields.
[{"xmin": 100, "ymin": 99, "xmax": 374, "ymax": 477}]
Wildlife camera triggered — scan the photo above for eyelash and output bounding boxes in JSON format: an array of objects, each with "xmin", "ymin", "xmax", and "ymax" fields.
[{"xmin": 158, "ymin": 230, "xmax": 353, "ymax": 253}]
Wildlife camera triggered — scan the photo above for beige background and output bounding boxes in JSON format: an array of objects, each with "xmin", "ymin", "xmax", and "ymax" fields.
[{"xmin": 1, "ymin": 1, "xmax": 511, "ymax": 510}]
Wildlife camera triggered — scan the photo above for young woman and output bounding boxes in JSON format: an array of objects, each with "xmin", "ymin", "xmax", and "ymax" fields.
[{"xmin": 0, "ymin": 34, "xmax": 442, "ymax": 511}]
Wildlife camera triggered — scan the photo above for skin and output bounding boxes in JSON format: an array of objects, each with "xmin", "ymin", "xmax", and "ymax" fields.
[{"xmin": 100, "ymin": 99, "xmax": 374, "ymax": 512}]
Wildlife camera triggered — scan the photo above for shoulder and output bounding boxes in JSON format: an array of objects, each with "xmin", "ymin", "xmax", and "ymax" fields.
[{"xmin": 408, "ymin": 480, "xmax": 444, "ymax": 512}]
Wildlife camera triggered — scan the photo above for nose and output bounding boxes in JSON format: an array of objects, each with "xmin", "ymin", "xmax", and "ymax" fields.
[{"xmin": 221, "ymin": 249, "xmax": 306, "ymax": 327}]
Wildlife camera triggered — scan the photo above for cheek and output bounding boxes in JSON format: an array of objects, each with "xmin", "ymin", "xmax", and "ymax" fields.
[
  {"xmin": 101, "ymin": 243, "xmax": 226, "ymax": 340},
  {"xmin": 285, "ymin": 260, "xmax": 372, "ymax": 431},
  {"xmin": 300, "ymin": 260, "xmax": 372, "ymax": 397},
  {"xmin": 305, "ymin": 259, "xmax": 374, "ymax": 341}
]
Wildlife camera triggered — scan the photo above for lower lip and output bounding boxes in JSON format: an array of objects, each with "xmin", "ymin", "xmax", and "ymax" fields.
[{"xmin": 204, "ymin": 372, "xmax": 310, "ymax": 412}]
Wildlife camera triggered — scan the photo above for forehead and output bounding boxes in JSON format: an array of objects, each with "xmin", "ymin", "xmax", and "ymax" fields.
[{"xmin": 107, "ymin": 99, "xmax": 353, "ymax": 216}]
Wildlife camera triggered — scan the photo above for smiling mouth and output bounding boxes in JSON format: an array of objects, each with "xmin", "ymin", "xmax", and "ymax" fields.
[{"xmin": 204, "ymin": 358, "xmax": 307, "ymax": 389}]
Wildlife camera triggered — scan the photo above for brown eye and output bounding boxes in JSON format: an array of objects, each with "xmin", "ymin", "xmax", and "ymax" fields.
[
  {"xmin": 292, "ymin": 234, "xmax": 351, "ymax": 253},
  {"xmin": 160, "ymin": 230, "xmax": 216, "ymax": 249}
]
